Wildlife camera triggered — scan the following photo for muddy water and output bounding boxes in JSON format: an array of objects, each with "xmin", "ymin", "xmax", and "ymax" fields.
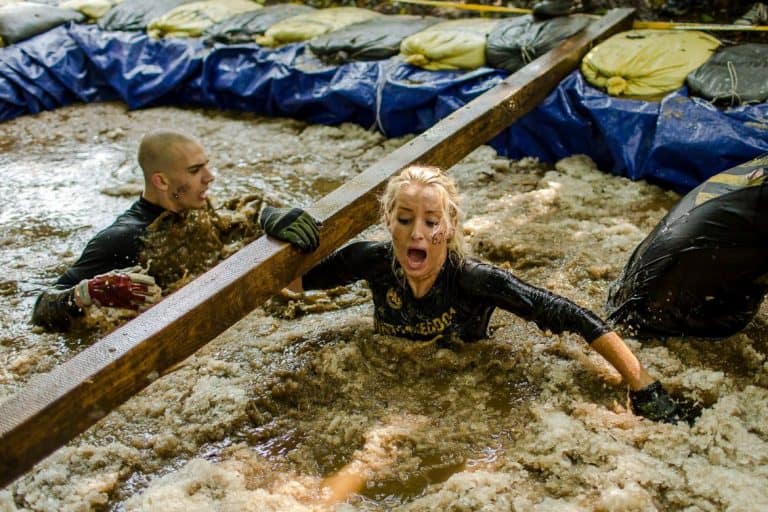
[{"xmin": 1, "ymin": 103, "xmax": 767, "ymax": 511}]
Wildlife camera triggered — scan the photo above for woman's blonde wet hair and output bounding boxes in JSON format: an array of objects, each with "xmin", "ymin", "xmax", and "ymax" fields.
[{"xmin": 380, "ymin": 164, "xmax": 465, "ymax": 259}]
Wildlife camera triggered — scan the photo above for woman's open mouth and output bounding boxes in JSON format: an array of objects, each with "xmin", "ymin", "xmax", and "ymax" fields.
[{"xmin": 407, "ymin": 248, "xmax": 427, "ymax": 268}]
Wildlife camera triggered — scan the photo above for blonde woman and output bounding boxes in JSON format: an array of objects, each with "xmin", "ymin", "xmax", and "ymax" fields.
[{"xmin": 265, "ymin": 165, "xmax": 698, "ymax": 424}]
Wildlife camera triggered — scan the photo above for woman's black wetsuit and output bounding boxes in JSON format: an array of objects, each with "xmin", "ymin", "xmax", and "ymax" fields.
[
  {"xmin": 31, "ymin": 197, "xmax": 166, "ymax": 331},
  {"xmin": 303, "ymin": 241, "xmax": 611, "ymax": 343}
]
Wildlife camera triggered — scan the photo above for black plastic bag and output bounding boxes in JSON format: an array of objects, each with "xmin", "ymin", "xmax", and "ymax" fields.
[
  {"xmin": 687, "ymin": 43, "xmax": 768, "ymax": 106},
  {"xmin": 202, "ymin": 4, "xmax": 314, "ymax": 45},
  {"xmin": 607, "ymin": 154, "xmax": 768, "ymax": 338},
  {"xmin": 97, "ymin": 0, "xmax": 195, "ymax": 32},
  {"xmin": 0, "ymin": 2, "xmax": 84, "ymax": 46},
  {"xmin": 486, "ymin": 14, "xmax": 590, "ymax": 73},
  {"xmin": 309, "ymin": 15, "xmax": 439, "ymax": 65}
]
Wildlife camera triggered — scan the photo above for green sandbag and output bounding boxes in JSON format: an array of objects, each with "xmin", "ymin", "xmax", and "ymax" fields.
[
  {"xmin": 98, "ymin": 0, "xmax": 195, "ymax": 31},
  {"xmin": 59, "ymin": 0, "xmax": 123, "ymax": 21},
  {"xmin": 0, "ymin": 1, "xmax": 84, "ymax": 46},
  {"xmin": 400, "ymin": 18, "xmax": 499, "ymax": 71},
  {"xmin": 255, "ymin": 7, "xmax": 380, "ymax": 47},
  {"xmin": 147, "ymin": 0, "xmax": 262, "ymax": 39},
  {"xmin": 309, "ymin": 15, "xmax": 439, "ymax": 65},
  {"xmin": 486, "ymin": 14, "xmax": 591, "ymax": 73},
  {"xmin": 686, "ymin": 43, "xmax": 768, "ymax": 106},
  {"xmin": 202, "ymin": 4, "xmax": 313, "ymax": 45},
  {"xmin": 581, "ymin": 29, "xmax": 721, "ymax": 99}
]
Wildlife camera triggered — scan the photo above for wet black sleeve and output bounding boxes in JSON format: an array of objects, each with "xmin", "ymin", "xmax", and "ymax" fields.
[
  {"xmin": 31, "ymin": 286, "xmax": 83, "ymax": 331},
  {"xmin": 32, "ymin": 222, "xmax": 141, "ymax": 331},
  {"xmin": 302, "ymin": 241, "xmax": 390, "ymax": 290},
  {"xmin": 460, "ymin": 261, "xmax": 611, "ymax": 343},
  {"xmin": 56, "ymin": 224, "xmax": 142, "ymax": 287}
]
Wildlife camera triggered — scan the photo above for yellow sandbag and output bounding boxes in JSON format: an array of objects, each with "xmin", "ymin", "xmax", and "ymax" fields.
[
  {"xmin": 256, "ymin": 7, "xmax": 380, "ymax": 47},
  {"xmin": 400, "ymin": 18, "xmax": 498, "ymax": 71},
  {"xmin": 147, "ymin": 0, "xmax": 262, "ymax": 39},
  {"xmin": 60, "ymin": 0, "xmax": 123, "ymax": 21},
  {"xmin": 581, "ymin": 29, "xmax": 721, "ymax": 98}
]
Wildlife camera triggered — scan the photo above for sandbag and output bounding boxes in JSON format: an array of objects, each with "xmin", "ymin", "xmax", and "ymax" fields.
[
  {"xmin": 606, "ymin": 153, "xmax": 768, "ymax": 338},
  {"xmin": 581, "ymin": 29, "xmax": 721, "ymax": 99},
  {"xmin": 308, "ymin": 14, "xmax": 439, "ymax": 65},
  {"xmin": 59, "ymin": 0, "xmax": 122, "ymax": 21},
  {"xmin": 686, "ymin": 43, "xmax": 768, "ymax": 106},
  {"xmin": 255, "ymin": 7, "xmax": 380, "ymax": 47},
  {"xmin": 202, "ymin": 3, "xmax": 313, "ymax": 45},
  {"xmin": 97, "ymin": 0, "xmax": 194, "ymax": 31},
  {"xmin": 0, "ymin": 1, "xmax": 84, "ymax": 46},
  {"xmin": 146, "ymin": 0, "xmax": 262, "ymax": 39},
  {"xmin": 400, "ymin": 18, "xmax": 498, "ymax": 71},
  {"xmin": 486, "ymin": 14, "xmax": 590, "ymax": 73}
]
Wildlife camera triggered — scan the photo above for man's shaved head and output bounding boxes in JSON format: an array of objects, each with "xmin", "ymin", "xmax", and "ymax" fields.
[
  {"xmin": 138, "ymin": 129, "xmax": 213, "ymax": 212},
  {"xmin": 138, "ymin": 130, "xmax": 199, "ymax": 178}
]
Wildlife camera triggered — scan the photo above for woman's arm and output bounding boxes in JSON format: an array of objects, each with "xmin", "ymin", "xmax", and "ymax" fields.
[
  {"xmin": 464, "ymin": 262, "xmax": 701, "ymax": 424},
  {"xmin": 301, "ymin": 241, "xmax": 391, "ymax": 291},
  {"xmin": 591, "ymin": 331, "xmax": 701, "ymax": 424},
  {"xmin": 463, "ymin": 261, "xmax": 611, "ymax": 343},
  {"xmin": 589, "ymin": 331, "xmax": 655, "ymax": 391}
]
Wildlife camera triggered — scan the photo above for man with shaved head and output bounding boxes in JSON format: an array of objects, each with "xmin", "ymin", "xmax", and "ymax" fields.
[{"xmin": 32, "ymin": 130, "xmax": 320, "ymax": 331}]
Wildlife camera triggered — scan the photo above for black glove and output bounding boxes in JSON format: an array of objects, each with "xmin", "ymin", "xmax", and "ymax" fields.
[
  {"xmin": 629, "ymin": 381, "xmax": 702, "ymax": 426},
  {"xmin": 259, "ymin": 206, "xmax": 321, "ymax": 252}
]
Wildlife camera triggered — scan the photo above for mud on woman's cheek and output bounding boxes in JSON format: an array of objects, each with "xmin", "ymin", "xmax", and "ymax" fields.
[{"xmin": 431, "ymin": 224, "xmax": 445, "ymax": 246}]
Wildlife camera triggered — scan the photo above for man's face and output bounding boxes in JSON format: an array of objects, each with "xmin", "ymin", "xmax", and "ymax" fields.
[{"xmin": 163, "ymin": 141, "xmax": 214, "ymax": 212}]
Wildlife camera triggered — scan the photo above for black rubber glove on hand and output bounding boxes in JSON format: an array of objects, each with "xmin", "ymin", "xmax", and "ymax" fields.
[
  {"xmin": 260, "ymin": 206, "xmax": 321, "ymax": 252},
  {"xmin": 630, "ymin": 381, "xmax": 702, "ymax": 426}
]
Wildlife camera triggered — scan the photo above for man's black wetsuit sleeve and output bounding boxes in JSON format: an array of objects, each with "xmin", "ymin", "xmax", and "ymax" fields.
[
  {"xmin": 31, "ymin": 287, "xmax": 82, "ymax": 331},
  {"xmin": 302, "ymin": 241, "xmax": 389, "ymax": 290},
  {"xmin": 56, "ymin": 224, "xmax": 142, "ymax": 287},
  {"xmin": 462, "ymin": 261, "xmax": 611, "ymax": 343}
]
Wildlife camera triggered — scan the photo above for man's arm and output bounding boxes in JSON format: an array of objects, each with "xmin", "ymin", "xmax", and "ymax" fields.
[
  {"xmin": 32, "ymin": 271, "xmax": 160, "ymax": 332},
  {"xmin": 32, "ymin": 219, "xmax": 152, "ymax": 331}
]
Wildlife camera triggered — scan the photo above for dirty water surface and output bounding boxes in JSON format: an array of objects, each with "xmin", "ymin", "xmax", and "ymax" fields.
[{"xmin": 1, "ymin": 103, "xmax": 767, "ymax": 511}]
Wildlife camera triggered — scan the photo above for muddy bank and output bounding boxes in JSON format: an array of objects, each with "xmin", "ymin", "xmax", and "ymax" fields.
[{"xmin": 1, "ymin": 104, "xmax": 767, "ymax": 510}]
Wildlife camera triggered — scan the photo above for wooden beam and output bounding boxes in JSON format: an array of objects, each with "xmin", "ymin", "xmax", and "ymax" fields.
[
  {"xmin": 392, "ymin": 0, "xmax": 533, "ymax": 15},
  {"xmin": 633, "ymin": 20, "xmax": 768, "ymax": 32},
  {"xmin": 0, "ymin": 8, "xmax": 635, "ymax": 488}
]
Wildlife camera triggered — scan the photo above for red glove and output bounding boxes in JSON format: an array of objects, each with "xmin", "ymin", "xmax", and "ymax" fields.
[{"xmin": 75, "ymin": 271, "xmax": 158, "ymax": 310}]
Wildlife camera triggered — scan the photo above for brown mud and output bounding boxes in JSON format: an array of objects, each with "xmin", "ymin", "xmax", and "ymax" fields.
[{"xmin": 0, "ymin": 103, "xmax": 766, "ymax": 511}]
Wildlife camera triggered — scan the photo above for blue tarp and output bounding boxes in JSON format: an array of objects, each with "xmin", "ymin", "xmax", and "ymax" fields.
[{"xmin": 1, "ymin": 22, "xmax": 767, "ymax": 192}]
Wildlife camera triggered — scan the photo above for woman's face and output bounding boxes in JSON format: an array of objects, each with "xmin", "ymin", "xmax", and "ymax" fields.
[{"xmin": 389, "ymin": 183, "xmax": 452, "ymax": 290}]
